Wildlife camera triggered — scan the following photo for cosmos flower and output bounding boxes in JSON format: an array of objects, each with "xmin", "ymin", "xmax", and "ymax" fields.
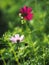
[
  {"xmin": 10, "ymin": 34, "xmax": 24, "ymax": 43},
  {"xmin": 19, "ymin": 6, "xmax": 33, "ymax": 21}
]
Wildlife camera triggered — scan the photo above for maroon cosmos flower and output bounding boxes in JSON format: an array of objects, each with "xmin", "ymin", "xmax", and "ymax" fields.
[{"xmin": 20, "ymin": 6, "xmax": 33, "ymax": 21}]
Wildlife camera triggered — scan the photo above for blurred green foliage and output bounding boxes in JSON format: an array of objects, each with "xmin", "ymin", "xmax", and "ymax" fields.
[{"xmin": 0, "ymin": 0, "xmax": 49, "ymax": 65}]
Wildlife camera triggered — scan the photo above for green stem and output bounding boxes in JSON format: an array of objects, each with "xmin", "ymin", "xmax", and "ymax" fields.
[
  {"xmin": 43, "ymin": 47, "xmax": 45, "ymax": 65},
  {"xmin": 12, "ymin": 50, "xmax": 20, "ymax": 65},
  {"xmin": 1, "ymin": 54, "xmax": 6, "ymax": 65},
  {"xmin": 8, "ymin": 43, "xmax": 20, "ymax": 65}
]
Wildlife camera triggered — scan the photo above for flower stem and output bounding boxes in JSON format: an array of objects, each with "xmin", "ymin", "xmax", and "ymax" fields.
[
  {"xmin": 43, "ymin": 46, "xmax": 45, "ymax": 65},
  {"xmin": 1, "ymin": 54, "xmax": 6, "ymax": 65}
]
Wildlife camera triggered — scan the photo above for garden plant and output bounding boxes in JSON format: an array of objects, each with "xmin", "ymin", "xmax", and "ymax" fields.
[{"xmin": 0, "ymin": 0, "xmax": 49, "ymax": 65}]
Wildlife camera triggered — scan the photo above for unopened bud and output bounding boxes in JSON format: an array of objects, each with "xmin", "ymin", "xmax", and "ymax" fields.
[
  {"xmin": 21, "ymin": 16, "xmax": 23, "ymax": 19},
  {"xmin": 19, "ymin": 13, "xmax": 21, "ymax": 17}
]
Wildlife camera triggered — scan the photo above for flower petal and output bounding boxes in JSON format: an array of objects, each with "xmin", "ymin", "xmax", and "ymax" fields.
[
  {"xmin": 15, "ymin": 34, "xmax": 19, "ymax": 38},
  {"xmin": 20, "ymin": 8, "xmax": 24, "ymax": 13},
  {"xmin": 23, "ymin": 6, "xmax": 27, "ymax": 13},
  {"xmin": 25, "ymin": 13, "xmax": 33, "ymax": 20},
  {"xmin": 20, "ymin": 6, "xmax": 27, "ymax": 13},
  {"xmin": 15, "ymin": 34, "xmax": 20, "ymax": 41},
  {"xmin": 10, "ymin": 37, "xmax": 16, "ymax": 43},
  {"xmin": 27, "ymin": 7, "xmax": 32, "ymax": 13},
  {"xmin": 20, "ymin": 35, "xmax": 24, "ymax": 42}
]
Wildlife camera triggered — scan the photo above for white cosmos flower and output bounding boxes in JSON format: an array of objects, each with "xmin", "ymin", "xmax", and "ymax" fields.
[{"xmin": 10, "ymin": 34, "xmax": 24, "ymax": 43}]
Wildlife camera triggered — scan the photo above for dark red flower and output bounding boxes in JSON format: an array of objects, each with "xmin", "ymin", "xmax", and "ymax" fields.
[{"xmin": 20, "ymin": 6, "xmax": 33, "ymax": 21}]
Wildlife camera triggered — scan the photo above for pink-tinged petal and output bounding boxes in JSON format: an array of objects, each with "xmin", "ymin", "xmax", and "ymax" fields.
[
  {"xmin": 26, "ymin": 13, "xmax": 33, "ymax": 20},
  {"xmin": 10, "ymin": 37, "xmax": 16, "ymax": 43},
  {"xmin": 27, "ymin": 7, "xmax": 32, "ymax": 13},
  {"xmin": 15, "ymin": 34, "xmax": 19, "ymax": 39},
  {"xmin": 15, "ymin": 34, "xmax": 20, "ymax": 41},
  {"xmin": 23, "ymin": 6, "xmax": 27, "ymax": 13},
  {"xmin": 20, "ymin": 6, "xmax": 27, "ymax": 13},
  {"xmin": 20, "ymin": 8, "xmax": 24, "ymax": 13},
  {"xmin": 20, "ymin": 35, "xmax": 24, "ymax": 42},
  {"xmin": 10, "ymin": 34, "xmax": 24, "ymax": 43}
]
